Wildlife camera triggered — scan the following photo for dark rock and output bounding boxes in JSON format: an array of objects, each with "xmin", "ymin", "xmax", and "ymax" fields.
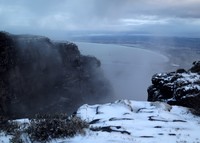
[
  {"xmin": 168, "ymin": 133, "xmax": 176, "ymax": 136},
  {"xmin": 154, "ymin": 126, "xmax": 162, "ymax": 128},
  {"xmin": 190, "ymin": 61, "xmax": 200, "ymax": 73},
  {"xmin": 176, "ymin": 68, "xmax": 186, "ymax": 73},
  {"xmin": 90, "ymin": 126, "xmax": 131, "ymax": 135},
  {"xmin": 0, "ymin": 32, "xmax": 113, "ymax": 119},
  {"xmin": 89, "ymin": 119, "xmax": 101, "ymax": 124},
  {"xmin": 148, "ymin": 62, "xmax": 200, "ymax": 113},
  {"xmin": 139, "ymin": 136, "xmax": 154, "ymax": 138}
]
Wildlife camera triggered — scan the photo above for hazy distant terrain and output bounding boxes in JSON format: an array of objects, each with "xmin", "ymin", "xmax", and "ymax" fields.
[
  {"xmin": 71, "ymin": 35, "xmax": 200, "ymax": 101},
  {"xmin": 72, "ymin": 34, "xmax": 200, "ymax": 71},
  {"xmin": 76, "ymin": 42, "xmax": 168, "ymax": 101}
]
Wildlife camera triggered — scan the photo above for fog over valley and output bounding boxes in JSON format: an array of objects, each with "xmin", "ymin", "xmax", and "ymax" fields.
[
  {"xmin": 1, "ymin": 0, "xmax": 200, "ymax": 142},
  {"xmin": 1, "ymin": 0, "xmax": 200, "ymax": 113},
  {"xmin": 77, "ymin": 42, "xmax": 169, "ymax": 101}
]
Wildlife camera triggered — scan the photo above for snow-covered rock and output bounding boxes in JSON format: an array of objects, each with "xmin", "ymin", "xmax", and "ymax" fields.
[{"xmin": 148, "ymin": 62, "xmax": 200, "ymax": 113}]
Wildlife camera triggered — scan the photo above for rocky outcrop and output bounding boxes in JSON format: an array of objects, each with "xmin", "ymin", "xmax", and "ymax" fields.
[
  {"xmin": 148, "ymin": 62, "xmax": 200, "ymax": 113},
  {"xmin": 190, "ymin": 61, "xmax": 200, "ymax": 73},
  {"xmin": 0, "ymin": 32, "xmax": 113, "ymax": 118}
]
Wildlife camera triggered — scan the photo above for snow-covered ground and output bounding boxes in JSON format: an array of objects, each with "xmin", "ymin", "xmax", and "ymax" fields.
[
  {"xmin": 58, "ymin": 100, "xmax": 200, "ymax": 143},
  {"xmin": 77, "ymin": 42, "xmax": 169, "ymax": 100},
  {"xmin": 0, "ymin": 100, "xmax": 199, "ymax": 143}
]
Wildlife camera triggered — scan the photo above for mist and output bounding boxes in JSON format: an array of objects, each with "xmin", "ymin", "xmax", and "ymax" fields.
[
  {"xmin": 0, "ymin": 32, "xmax": 114, "ymax": 118},
  {"xmin": 75, "ymin": 34, "xmax": 200, "ymax": 101},
  {"xmin": 77, "ymin": 42, "xmax": 169, "ymax": 101},
  {"xmin": 1, "ymin": 0, "xmax": 200, "ymax": 118}
]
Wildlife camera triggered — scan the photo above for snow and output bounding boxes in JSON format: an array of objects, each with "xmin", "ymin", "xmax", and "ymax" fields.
[
  {"xmin": 76, "ymin": 42, "xmax": 169, "ymax": 101},
  {"xmin": 183, "ymin": 84, "xmax": 200, "ymax": 91},
  {"xmin": 171, "ymin": 63, "xmax": 180, "ymax": 67},
  {"xmin": 65, "ymin": 100, "xmax": 200, "ymax": 143},
  {"xmin": 177, "ymin": 72, "xmax": 200, "ymax": 83},
  {"xmin": 152, "ymin": 71, "xmax": 200, "ymax": 100},
  {"xmin": 173, "ymin": 72, "xmax": 200, "ymax": 99},
  {"xmin": 0, "ymin": 133, "xmax": 11, "ymax": 143},
  {"xmin": 0, "ymin": 100, "xmax": 200, "ymax": 143}
]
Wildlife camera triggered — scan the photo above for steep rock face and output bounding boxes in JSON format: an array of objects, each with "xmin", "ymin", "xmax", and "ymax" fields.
[
  {"xmin": 148, "ymin": 62, "xmax": 200, "ymax": 113},
  {"xmin": 0, "ymin": 32, "xmax": 112, "ymax": 118}
]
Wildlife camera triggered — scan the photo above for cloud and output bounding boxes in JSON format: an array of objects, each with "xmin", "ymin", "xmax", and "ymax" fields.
[
  {"xmin": 120, "ymin": 16, "xmax": 169, "ymax": 26},
  {"xmin": 0, "ymin": 0, "xmax": 200, "ymax": 37}
]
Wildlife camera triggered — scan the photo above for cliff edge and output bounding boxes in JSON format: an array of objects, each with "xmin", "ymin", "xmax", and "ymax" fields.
[{"xmin": 0, "ymin": 32, "xmax": 113, "ymax": 118}]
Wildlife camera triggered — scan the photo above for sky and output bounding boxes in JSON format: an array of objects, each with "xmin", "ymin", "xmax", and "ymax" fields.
[{"xmin": 1, "ymin": 0, "xmax": 200, "ymax": 38}]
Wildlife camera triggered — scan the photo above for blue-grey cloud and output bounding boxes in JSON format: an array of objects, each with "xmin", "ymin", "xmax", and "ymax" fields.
[{"xmin": 0, "ymin": 0, "xmax": 200, "ymax": 38}]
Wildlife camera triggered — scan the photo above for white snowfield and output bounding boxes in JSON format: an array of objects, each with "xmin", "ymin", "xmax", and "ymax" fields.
[
  {"xmin": 64, "ymin": 100, "xmax": 200, "ymax": 143},
  {"xmin": 0, "ymin": 100, "xmax": 200, "ymax": 143}
]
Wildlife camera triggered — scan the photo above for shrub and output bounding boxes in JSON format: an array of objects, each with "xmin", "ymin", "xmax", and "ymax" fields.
[
  {"xmin": 0, "ymin": 116, "xmax": 19, "ymax": 135},
  {"xmin": 27, "ymin": 114, "xmax": 89, "ymax": 142},
  {"xmin": 0, "ymin": 114, "xmax": 89, "ymax": 142}
]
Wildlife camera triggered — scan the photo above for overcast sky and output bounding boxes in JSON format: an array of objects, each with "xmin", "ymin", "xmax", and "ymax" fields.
[{"xmin": 1, "ymin": 0, "xmax": 200, "ymax": 38}]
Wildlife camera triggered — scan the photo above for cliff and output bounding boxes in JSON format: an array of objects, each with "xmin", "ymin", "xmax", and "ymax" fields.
[{"xmin": 0, "ymin": 32, "xmax": 112, "ymax": 118}]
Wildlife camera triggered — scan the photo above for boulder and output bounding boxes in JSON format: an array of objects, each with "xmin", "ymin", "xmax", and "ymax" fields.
[
  {"xmin": 190, "ymin": 61, "xmax": 200, "ymax": 73},
  {"xmin": 148, "ymin": 62, "xmax": 200, "ymax": 113}
]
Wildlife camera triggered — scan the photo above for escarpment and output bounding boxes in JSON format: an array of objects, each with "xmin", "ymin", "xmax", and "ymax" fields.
[{"xmin": 0, "ymin": 32, "xmax": 113, "ymax": 118}]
